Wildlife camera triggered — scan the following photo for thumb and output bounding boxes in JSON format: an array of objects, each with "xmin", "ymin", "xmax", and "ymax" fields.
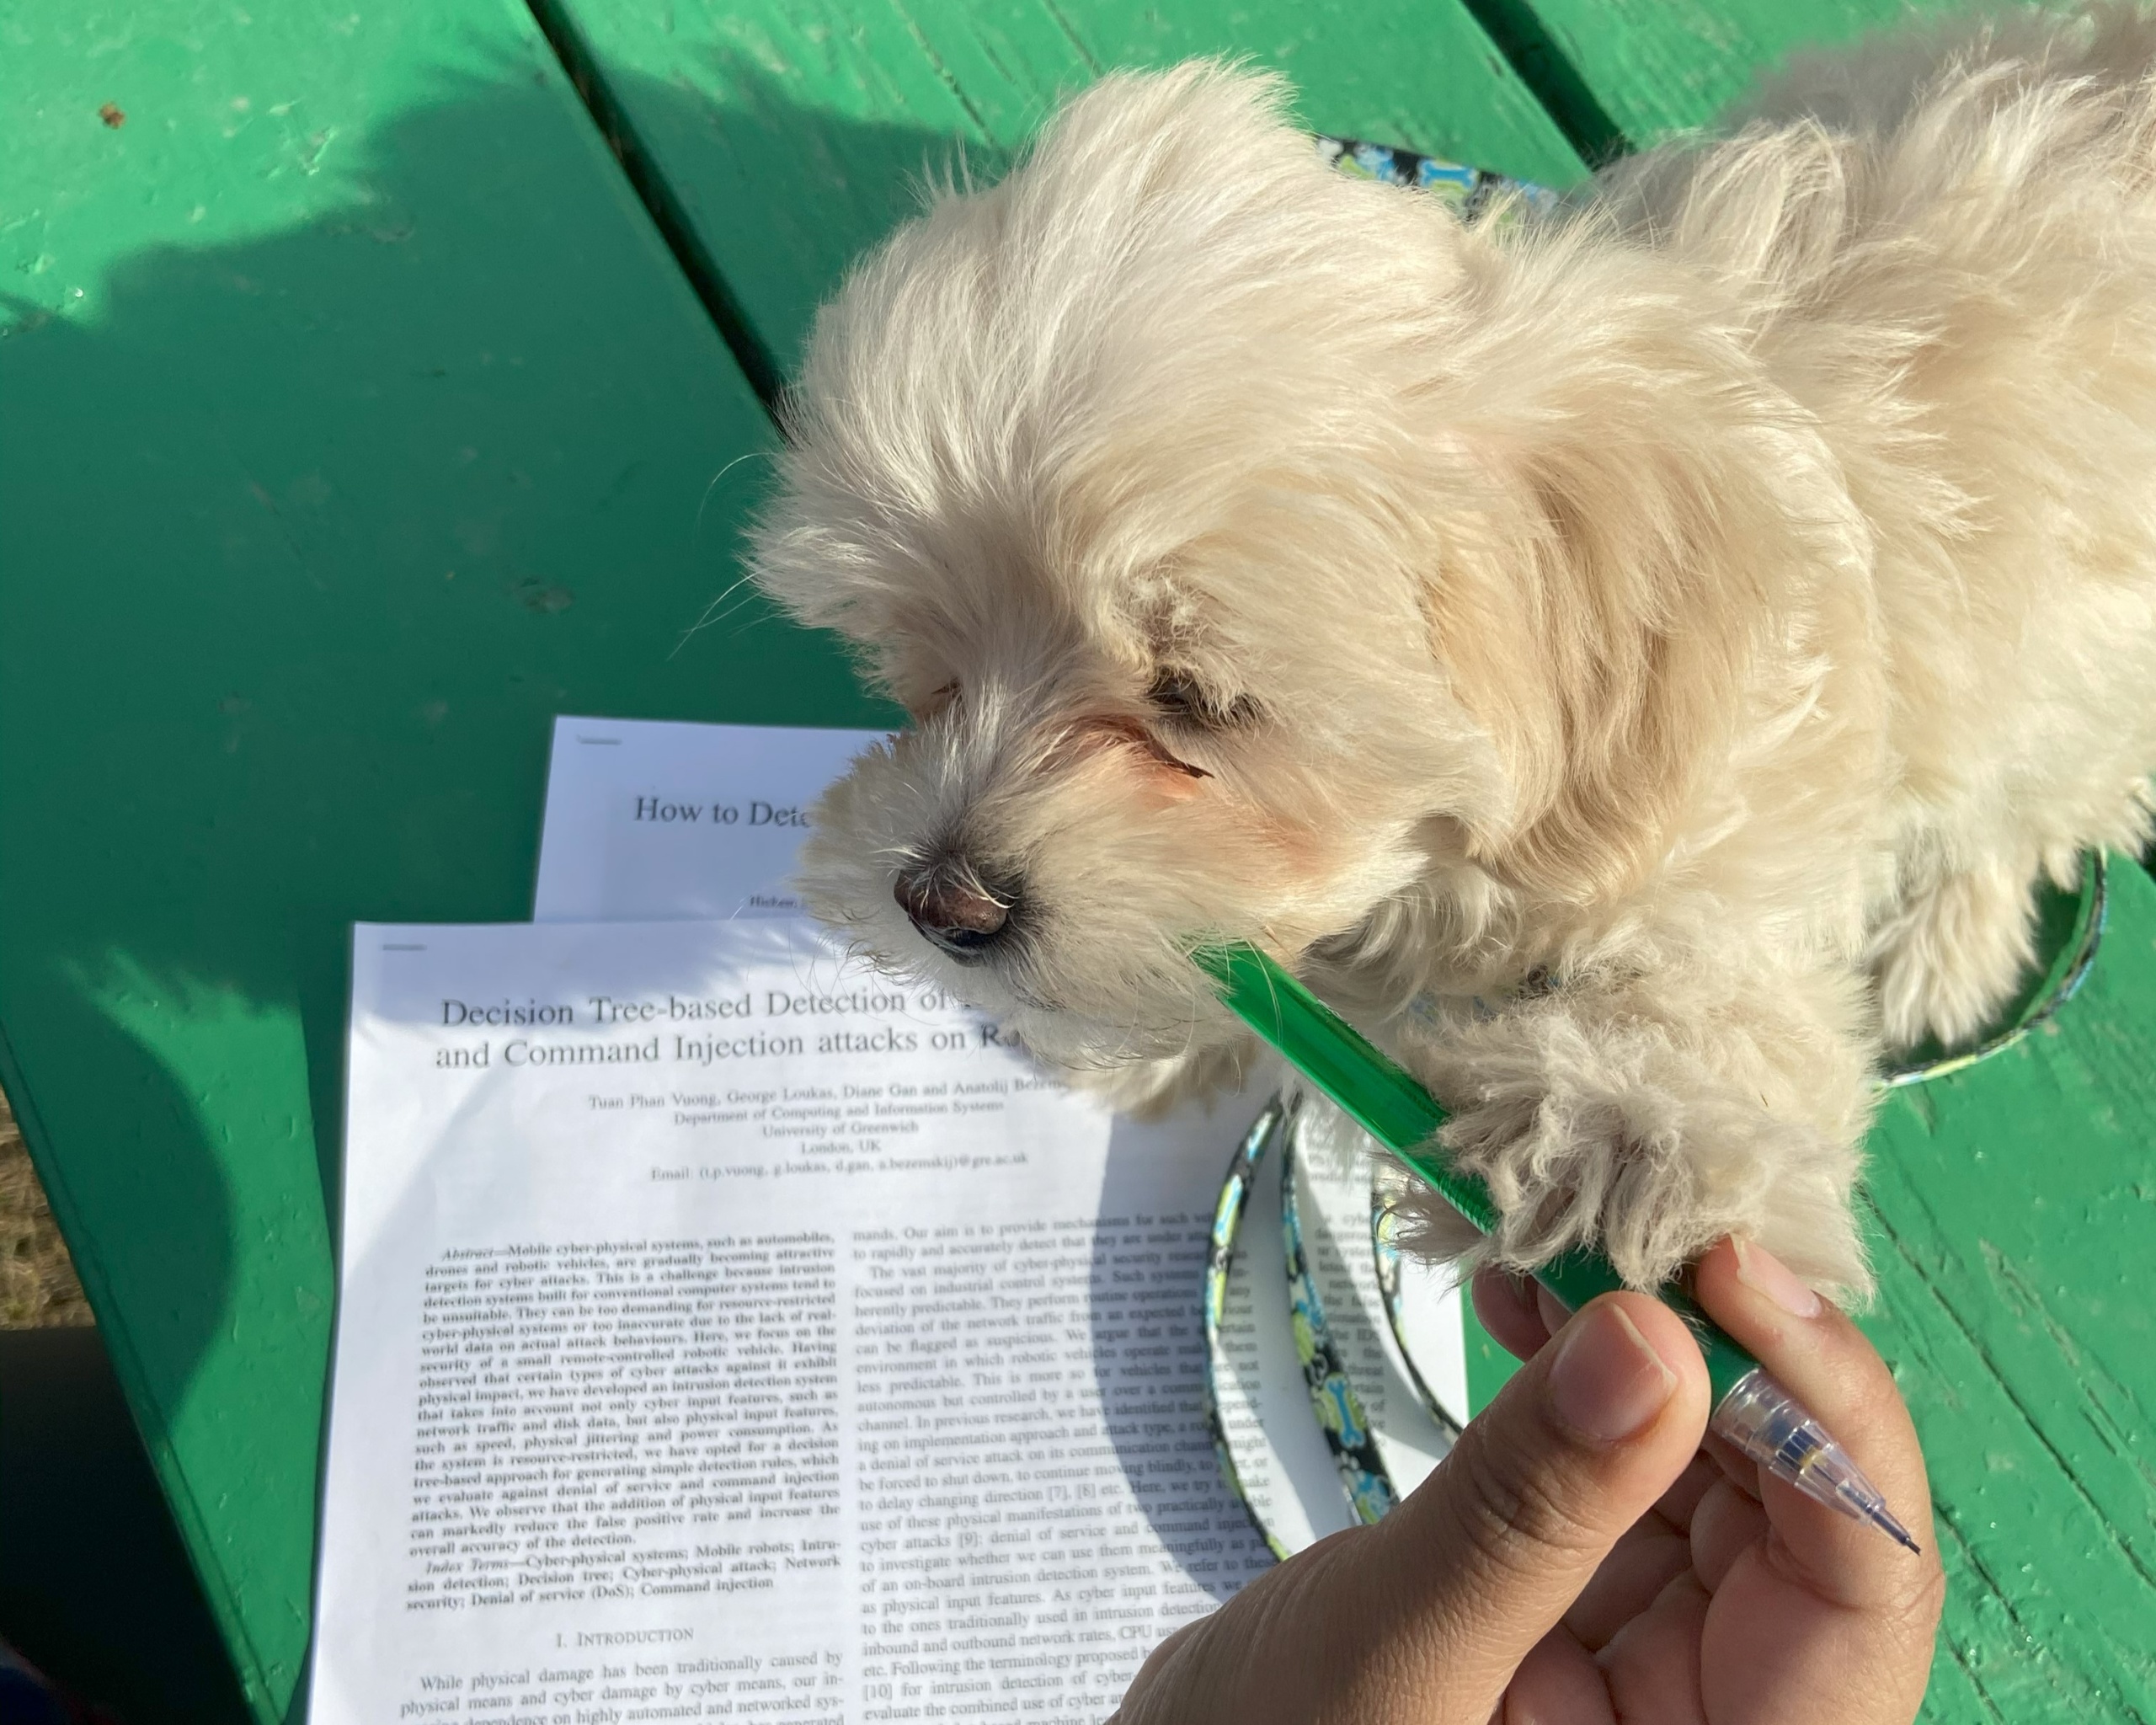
[{"xmin": 1343, "ymin": 1295, "xmax": 1712, "ymax": 1710}]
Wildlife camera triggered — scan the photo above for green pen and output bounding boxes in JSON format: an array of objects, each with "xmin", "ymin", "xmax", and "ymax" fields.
[{"xmin": 1191, "ymin": 939, "xmax": 1922, "ymax": 1553}]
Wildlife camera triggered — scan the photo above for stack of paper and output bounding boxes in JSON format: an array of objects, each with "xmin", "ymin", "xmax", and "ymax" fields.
[{"xmin": 308, "ymin": 719, "xmax": 1279, "ymax": 1724}]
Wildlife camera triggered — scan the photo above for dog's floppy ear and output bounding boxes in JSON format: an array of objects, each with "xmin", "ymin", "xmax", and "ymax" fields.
[
  {"xmin": 1443, "ymin": 442, "xmax": 1757, "ymax": 904},
  {"xmin": 1416, "ymin": 243, "xmax": 1865, "ymax": 905}
]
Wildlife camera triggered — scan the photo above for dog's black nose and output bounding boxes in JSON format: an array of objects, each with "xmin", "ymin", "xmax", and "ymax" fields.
[{"xmin": 894, "ymin": 868, "xmax": 1012, "ymax": 962}]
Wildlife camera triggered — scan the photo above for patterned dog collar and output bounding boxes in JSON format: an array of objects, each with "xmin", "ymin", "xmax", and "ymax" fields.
[{"xmin": 1316, "ymin": 134, "xmax": 1558, "ymax": 220}]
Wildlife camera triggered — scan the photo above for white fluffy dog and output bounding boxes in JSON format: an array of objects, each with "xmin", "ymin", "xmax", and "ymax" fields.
[{"xmin": 750, "ymin": 5, "xmax": 2156, "ymax": 1302}]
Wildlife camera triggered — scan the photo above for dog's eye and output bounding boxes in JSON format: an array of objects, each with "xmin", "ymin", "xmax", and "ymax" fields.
[{"xmin": 1148, "ymin": 670, "xmax": 1255, "ymax": 729}]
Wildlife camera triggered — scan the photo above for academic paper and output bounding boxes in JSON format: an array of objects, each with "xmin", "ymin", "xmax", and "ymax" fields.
[{"xmin": 311, "ymin": 918, "xmax": 1271, "ymax": 1724}]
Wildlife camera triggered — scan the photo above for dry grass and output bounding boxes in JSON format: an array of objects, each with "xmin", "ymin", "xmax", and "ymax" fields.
[{"xmin": 1, "ymin": 1083, "xmax": 93, "ymax": 1328}]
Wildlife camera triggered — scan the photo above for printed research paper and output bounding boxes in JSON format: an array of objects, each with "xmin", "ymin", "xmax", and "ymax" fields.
[{"xmin": 310, "ymin": 917, "xmax": 1273, "ymax": 1723}]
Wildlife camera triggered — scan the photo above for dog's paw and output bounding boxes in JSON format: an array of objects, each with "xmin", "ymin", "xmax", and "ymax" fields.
[
  {"xmin": 1870, "ymin": 858, "xmax": 2041, "ymax": 1050},
  {"xmin": 1403, "ymin": 1007, "xmax": 1873, "ymax": 1301}
]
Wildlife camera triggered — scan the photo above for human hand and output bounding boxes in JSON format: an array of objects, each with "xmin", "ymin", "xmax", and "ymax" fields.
[{"xmin": 1112, "ymin": 1238, "xmax": 1943, "ymax": 1723}]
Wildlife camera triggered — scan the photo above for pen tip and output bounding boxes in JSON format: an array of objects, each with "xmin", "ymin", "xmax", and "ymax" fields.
[{"xmin": 1876, "ymin": 1510, "xmax": 1922, "ymax": 1554}]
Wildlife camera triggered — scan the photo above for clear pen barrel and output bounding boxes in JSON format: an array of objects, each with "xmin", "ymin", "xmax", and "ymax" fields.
[{"xmin": 1710, "ymin": 1366, "xmax": 1919, "ymax": 1550}]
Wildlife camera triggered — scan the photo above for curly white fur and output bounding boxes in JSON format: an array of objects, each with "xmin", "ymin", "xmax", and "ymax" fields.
[{"xmin": 750, "ymin": 6, "xmax": 2156, "ymax": 1304}]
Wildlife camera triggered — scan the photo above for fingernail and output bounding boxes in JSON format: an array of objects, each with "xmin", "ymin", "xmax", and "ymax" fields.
[
  {"xmin": 1547, "ymin": 1304, "xmax": 1679, "ymax": 1443},
  {"xmin": 1534, "ymin": 1280, "xmax": 1572, "ymax": 1338},
  {"xmin": 1735, "ymin": 1237, "xmax": 1822, "ymax": 1318}
]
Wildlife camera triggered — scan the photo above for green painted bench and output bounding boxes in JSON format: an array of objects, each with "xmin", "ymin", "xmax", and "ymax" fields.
[{"xmin": 2, "ymin": 2, "xmax": 2148, "ymax": 1717}]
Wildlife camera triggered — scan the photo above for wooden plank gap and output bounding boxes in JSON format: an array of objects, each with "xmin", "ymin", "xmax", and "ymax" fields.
[
  {"xmin": 1454, "ymin": 0, "xmax": 1630, "ymax": 165},
  {"xmin": 522, "ymin": 0, "xmax": 787, "ymax": 417}
]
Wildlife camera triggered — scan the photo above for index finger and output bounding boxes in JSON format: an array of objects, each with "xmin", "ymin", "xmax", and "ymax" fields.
[{"xmin": 1692, "ymin": 1238, "xmax": 1941, "ymax": 1612}]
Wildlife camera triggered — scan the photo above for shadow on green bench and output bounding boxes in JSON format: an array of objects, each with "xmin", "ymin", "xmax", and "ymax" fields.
[{"xmin": 1, "ymin": 1327, "xmax": 250, "ymax": 1722}]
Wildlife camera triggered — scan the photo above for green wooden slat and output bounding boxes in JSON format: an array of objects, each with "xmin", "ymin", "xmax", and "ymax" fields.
[
  {"xmin": 0, "ymin": 3, "xmax": 883, "ymax": 1717},
  {"xmin": 1860, "ymin": 859, "xmax": 2156, "ymax": 1722},
  {"xmin": 1497, "ymin": 0, "xmax": 1965, "ymax": 142},
  {"xmin": 529, "ymin": 0, "xmax": 1590, "ymax": 382}
]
